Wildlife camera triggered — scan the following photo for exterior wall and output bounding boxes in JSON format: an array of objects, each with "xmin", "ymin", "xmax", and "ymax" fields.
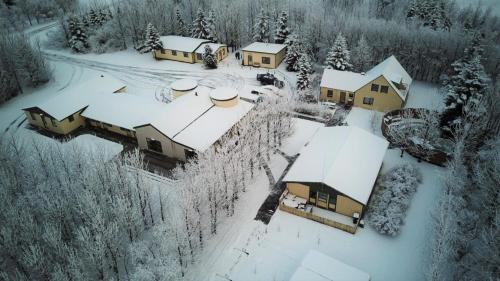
[
  {"xmin": 172, "ymin": 89, "xmax": 190, "ymax": 99},
  {"xmin": 114, "ymin": 87, "xmax": 127, "ymax": 93},
  {"xmin": 353, "ymin": 75, "xmax": 404, "ymax": 111},
  {"xmin": 135, "ymin": 125, "xmax": 189, "ymax": 161},
  {"xmin": 286, "ymin": 183, "xmax": 310, "ymax": 199},
  {"xmin": 154, "ymin": 49, "xmax": 196, "ymax": 63},
  {"xmin": 336, "ymin": 195, "xmax": 364, "ymax": 217},
  {"xmin": 194, "ymin": 46, "xmax": 229, "ymax": 63},
  {"xmin": 242, "ymin": 50, "xmax": 284, "ymax": 69},
  {"xmin": 211, "ymin": 96, "xmax": 239, "ymax": 107},
  {"xmin": 88, "ymin": 120, "xmax": 136, "ymax": 138},
  {"xmin": 319, "ymin": 87, "xmax": 355, "ymax": 103},
  {"xmin": 25, "ymin": 110, "xmax": 85, "ymax": 135}
]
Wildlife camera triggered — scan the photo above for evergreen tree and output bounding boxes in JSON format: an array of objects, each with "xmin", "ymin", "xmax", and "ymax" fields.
[
  {"xmin": 203, "ymin": 44, "xmax": 217, "ymax": 69},
  {"xmin": 274, "ymin": 10, "xmax": 290, "ymax": 44},
  {"xmin": 352, "ymin": 35, "xmax": 372, "ymax": 72},
  {"xmin": 191, "ymin": 8, "xmax": 209, "ymax": 39},
  {"xmin": 296, "ymin": 54, "xmax": 312, "ymax": 91},
  {"xmin": 253, "ymin": 8, "xmax": 269, "ymax": 43},
  {"xmin": 407, "ymin": 0, "xmax": 451, "ymax": 31},
  {"xmin": 89, "ymin": 9, "xmax": 101, "ymax": 26},
  {"xmin": 67, "ymin": 15, "xmax": 88, "ymax": 53},
  {"xmin": 175, "ymin": 9, "xmax": 188, "ymax": 37},
  {"xmin": 143, "ymin": 23, "xmax": 163, "ymax": 53},
  {"xmin": 440, "ymin": 44, "xmax": 490, "ymax": 134},
  {"xmin": 284, "ymin": 33, "xmax": 302, "ymax": 72},
  {"xmin": 206, "ymin": 10, "xmax": 217, "ymax": 42},
  {"xmin": 324, "ymin": 32, "xmax": 351, "ymax": 70}
]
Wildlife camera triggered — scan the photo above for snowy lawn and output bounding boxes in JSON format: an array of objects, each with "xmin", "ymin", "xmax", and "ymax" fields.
[
  {"xmin": 281, "ymin": 118, "xmax": 324, "ymax": 157},
  {"xmin": 405, "ymin": 81, "xmax": 443, "ymax": 110},
  {"xmin": 269, "ymin": 153, "xmax": 289, "ymax": 180},
  {"xmin": 345, "ymin": 107, "xmax": 384, "ymax": 136}
]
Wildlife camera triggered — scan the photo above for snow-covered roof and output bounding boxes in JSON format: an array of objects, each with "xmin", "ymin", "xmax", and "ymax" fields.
[
  {"xmin": 365, "ymin": 55, "xmax": 412, "ymax": 100},
  {"xmin": 210, "ymin": 87, "xmax": 238, "ymax": 101},
  {"xmin": 320, "ymin": 69, "xmax": 366, "ymax": 92},
  {"xmin": 320, "ymin": 55, "xmax": 412, "ymax": 101},
  {"xmin": 173, "ymin": 99, "xmax": 254, "ymax": 151},
  {"xmin": 170, "ymin": 79, "xmax": 198, "ymax": 91},
  {"xmin": 24, "ymin": 75, "xmax": 125, "ymax": 121},
  {"xmin": 283, "ymin": 126, "xmax": 388, "ymax": 204},
  {"xmin": 289, "ymin": 250, "xmax": 370, "ymax": 281},
  {"xmin": 160, "ymin": 36, "xmax": 211, "ymax": 52},
  {"xmin": 241, "ymin": 42, "xmax": 286, "ymax": 54},
  {"xmin": 81, "ymin": 92, "xmax": 169, "ymax": 130},
  {"xmin": 195, "ymin": 43, "xmax": 226, "ymax": 54}
]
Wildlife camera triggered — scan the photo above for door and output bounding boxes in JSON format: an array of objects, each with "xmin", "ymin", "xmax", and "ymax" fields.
[
  {"xmin": 340, "ymin": 91, "xmax": 346, "ymax": 103},
  {"xmin": 248, "ymin": 54, "xmax": 253, "ymax": 64},
  {"xmin": 317, "ymin": 192, "xmax": 329, "ymax": 209}
]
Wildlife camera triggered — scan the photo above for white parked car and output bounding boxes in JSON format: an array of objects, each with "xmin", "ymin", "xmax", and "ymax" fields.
[{"xmin": 320, "ymin": 101, "xmax": 337, "ymax": 110}]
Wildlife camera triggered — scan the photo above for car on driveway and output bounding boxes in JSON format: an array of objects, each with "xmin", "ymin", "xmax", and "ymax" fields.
[{"xmin": 256, "ymin": 73, "xmax": 285, "ymax": 88}]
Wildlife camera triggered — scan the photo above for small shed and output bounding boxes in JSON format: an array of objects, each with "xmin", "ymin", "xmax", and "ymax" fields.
[
  {"xmin": 170, "ymin": 79, "xmax": 198, "ymax": 99},
  {"xmin": 241, "ymin": 42, "xmax": 286, "ymax": 68}
]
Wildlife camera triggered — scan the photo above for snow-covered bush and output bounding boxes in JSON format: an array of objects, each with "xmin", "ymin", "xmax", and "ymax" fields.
[
  {"xmin": 203, "ymin": 44, "xmax": 217, "ymax": 69},
  {"xmin": 368, "ymin": 164, "xmax": 422, "ymax": 236},
  {"xmin": 88, "ymin": 20, "xmax": 126, "ymax": 54}
]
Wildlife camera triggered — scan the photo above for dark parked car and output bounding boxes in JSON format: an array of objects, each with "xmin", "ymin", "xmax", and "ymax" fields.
[{"xmin": 256, "ymin": 73, "xmax": 285, "ymax": 89}]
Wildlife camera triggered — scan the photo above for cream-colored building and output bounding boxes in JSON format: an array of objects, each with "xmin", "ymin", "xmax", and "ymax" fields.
[
  {"xmin": 170, "ymin": 79, "xmax": 198, "ymax": 99},
  {"xmin": 282, "ymin": 126, "xmax": 388, "ymax": 232},
  {"xmin": 23, "ymin": 76, "xmax": 254, "ymax": 161},
  {"xmin": 241, "ymin": 42, "xmax": 286, "ymax": 69},
  {"xmin": 154, "ymin": 36, "xmax": 228, "ymax": 64},
  {"xmin": 320, "ymin": 56, "xmax": 412, "ymax": 112}
]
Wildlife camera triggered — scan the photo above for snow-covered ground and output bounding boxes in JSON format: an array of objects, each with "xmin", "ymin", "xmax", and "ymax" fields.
[{"xmin": 406, "ymin": 81, "xmax": 444, "ymax": 110}]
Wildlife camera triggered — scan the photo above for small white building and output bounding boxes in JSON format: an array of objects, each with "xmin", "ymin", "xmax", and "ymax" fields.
[{"xmin": 170, "ymin": 79, "xmax": 198, "ymax": 99}]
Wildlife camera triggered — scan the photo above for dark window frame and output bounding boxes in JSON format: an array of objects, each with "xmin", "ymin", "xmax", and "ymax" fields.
[
  {"xmin": 363, "ymin": 97, "xmax": 374, "ymax": 105},
  {"xmin": 197, "ymin": 53, "xmax": 202, "ymax": 60},
  {"xmin": 380, "ymin": 85, "xmax": 389, "ymax": 93},
  {"xmin": 318, "ymin": 192, "xmax": 328, "ymax": 202},
  {"xmin": 68, "ymin": 115, "xmax": 74, "ymax": 122},
  {"xmin": 261, "ymin": 56, "xmax": 271, "ymax": 64},
  {"xmin": 160, "ymin": 49, "xmax": 165, "ymax": 54},
  {"xmin": 183, "ymin": 52, "xmax": 189, "ymax": 57},
  {"xmin": 171, "ymin": 50, "xmax": 177, "ymax": 56},
  {"xmin": 371, "ymin": 83, "xmax": 379, "ymax": 92},
  {"xmin": 327, "ymin": 89, "xmax": 333, "ymax": 97},
  {"xmin": 146, "ymin": 138, "xmax": 163, "ymax": 153}
]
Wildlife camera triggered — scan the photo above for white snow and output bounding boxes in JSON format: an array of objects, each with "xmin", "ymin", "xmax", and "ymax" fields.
[
  {"xmin": 210, "ymin": 87, "xmax": 238, "ymax": 101},
  {"xmin": 281, "ymin": 118, "xmax": 324, "ymax": 157},
  {"xmin": 159, "ymin": 35, "xmax": 210, "ymax": 52},
  {"xmin": 283, "ymin": 126, "xmax": 388, "ymax": 204},
  {"xmin": 289, "ymin": 250, "xmax": 370, "ymax": 281},
  {"xmin": 320, "ymin": 69, "xmax": 366, "ymax": 92},
  {"xmin": 404, "ymin": 81, "xmax": 444, "ymax": 110},
  {"xmin": 65, "ymin": 134, "xmax": 123, "ymax": 162},
  {"xmin": 241, "ymin": 42, "xmax": 286, "ymax": 54},
  {"xmin": 195, "ymin": 43, "xmax": 227, "ymax": 54},
  {"xmin": 170, "ymin": 79, "xmax": 198, "ymax": 91},
  {"xmin": 24, "ymin": 75, "xmax": 125, "ymax": 121}
]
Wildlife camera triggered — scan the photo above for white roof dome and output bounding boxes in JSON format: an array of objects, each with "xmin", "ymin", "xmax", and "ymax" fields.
[
  {"xmin": 170, "ymin": 79, "xmax": 198, "ymax": 91},
  {"xmin": 210, "ymin": 87, "xmax": 238, "ymax": 101}
]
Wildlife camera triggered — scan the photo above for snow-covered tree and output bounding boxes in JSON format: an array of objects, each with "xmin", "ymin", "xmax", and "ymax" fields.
[
  {"xmin": 284, "ymin": 33, "xmax": 302, "ymax": 72},
  {"xmin": 143, "ymin": 23, "xmax": 163, "ymax": 52},
  {"xmin": 253, "ymin": 8, "xmax": 270, "ymax": 43},
  {"xmin": 67, "ymin": 15, "xmax": 88, "ymax": 53},
  {"xmin": 324, "ymin": 32, "xmax": 351, "ymax": 70},
  {"xmin": 203, "ymin": 44, "xmax": 217, "ymax": 69},
  {"xmin": 206, "ymin": 10, "xmax": 217, "ymax": 42},
  {"xmin": 191, "ymin": 8, "xmax": 209, "ymax": 39},
  {"xmin": 89, "ymin": 9, "xmax": 102, "ymax": 26},
  {"xmin": 175, "ymin": 8, "xmax": 188, "ymax": 37},
  {"xmin": 351, "ymin": 35, "xmax": 372, "ymax": 72},
  {"xmin": 274, "ymin": 10, "xmax": 290, "ymax": 44},
  {"xmin": 407, "ymin": 0, "xmax": 452, "ymax": 31},
  {"xmin": 440, "ymin": 45, "xmax": 490, "ymax": 135},
  {"xmin": 296, "ymin": 55, "xmax": 312, "ymax": 91}
]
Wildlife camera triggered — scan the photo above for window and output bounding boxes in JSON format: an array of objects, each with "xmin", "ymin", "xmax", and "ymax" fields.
[
  {"xmin": 183, "ymin": 52, "xmax": 188, "ymax": 57},
  {"xmin": 50, "ymin": 118, "xmax": 57, "ymax": 127},
  {"xmin": 310, "ymin": 190, "xmax": 317, "ymax": 199},
  {"xmin": 318, "ymin": 192, "xmax": 328, "ymax": 202},
  {"xmin": 349, "ymin": 93, "xmax": 354, "ymax": 98},
  {"xmin": 146, "ymin": 138, "xmax": 163, "ymax": 153},
  {"xmin": 171, "ymin": 50, "xmax": 177, "ymax": 55},
  {"xmin": 327, "ymin": 89, "xmax": 333, "ymax": 97},
  {"xmin": 363, "ymin": 97, "xmax": 374, "ymax": 105},
  {"xmin": 371, "ymin": 83, "xmax": 379, "ymax": 92},
  {"xmin": 380, "ymin": 85, "xmax": 389, "ymax": 93},
  {"xmin": 68, "ymin": 115, "xmax": 74, "ymax": 122},
  {"xmin": 261, "ymin": 56, "xmax": 271, "ymax": 64},
  {"xmin": 160, "ymin": 49, "xmax": 165, "ymax": 54},
  {"xmin": 197, "ymin": 53, "xmax": 202, "ymax": 60}
]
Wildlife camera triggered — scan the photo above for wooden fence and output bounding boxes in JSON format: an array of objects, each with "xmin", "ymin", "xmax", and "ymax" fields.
[{"xmin": 278, "ymin": 202, "xmax": 357, "ymax": 234}]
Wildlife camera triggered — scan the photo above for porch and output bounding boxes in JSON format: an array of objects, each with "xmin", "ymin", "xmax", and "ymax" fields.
[{"xmin": 279, "ymin": 190, "xmax": 358, "ymax": 234}]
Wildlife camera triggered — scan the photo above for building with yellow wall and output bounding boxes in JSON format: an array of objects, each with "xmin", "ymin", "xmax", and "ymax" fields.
[
  {"xmin": 154, "ymin": 36, "xmax": 228, "ymax": 64},
  {"xmin": 282, "ymin": 126, "xmax": 388, "ymax": 228},
  {"xmin": 320, "ymin": 56, "xmax": 412, "ymax": 112},
  {"xmin": 241, "ymin": 42, "xmax": 286, "ymax": 69}
]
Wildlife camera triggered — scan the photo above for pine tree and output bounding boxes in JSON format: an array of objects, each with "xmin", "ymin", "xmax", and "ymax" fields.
[
  {"xmin": 296, "ymin": 55, "xmax": 312, "ymax": 91},
  {"xmin": 284, "ymin": 33, "xmax": 302, "ymax": 72},
  {"xmin": 191, "ymin": 8, "xmax": 209, "ymax": 39},
  {"xmin": 175, "ymin": 9, "xmax": 188, "ymax": 37},
  {"xmin": 206, "ymin": 10, "xmax": 217, "ymax": 42},
  {"xmin": 89, "ymin": 9, "xmax": 101, "ymax": 26},
  {"xmin": 274, "ymin": 10, "xmax": 290, "ymax": 44},
  {"xmin": 99, "ymin": 9, "xmax": 110, "ymax": 24},
  {"xmin": 440, "ymin": 45, "xmax": 490, "ymax": 134},
  {"xmin": 407, "ymin": 0, "xmax": 451, "ymax": 31},
  {"xmin": 352, "ymin": 35, "xmax": 372, "ymax": 72},
  {"xmin": 253, "ymin": 8, "xmax": 269, "ymax": 43},
  {"xmin": 203, "ymin": 44, "xmax": 217, "ymax": 69},
  {"xmin": 143, "ymin": 23, "xmax": 163, "ymax": 53},
  {"xmin": 324, "ymin": 32, "xmax": 351, "ymax": 71},
  {"xmin": 67, "ymin": 15, "xmax": 88, "ymax": 53}
]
